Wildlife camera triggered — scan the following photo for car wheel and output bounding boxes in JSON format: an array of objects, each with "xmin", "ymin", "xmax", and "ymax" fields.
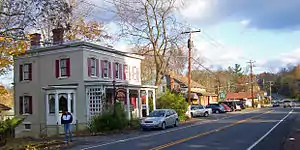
[
  {"xmin": 174, "ymin": 119, "xmax": 179, "ymax": 127},
  {"xmin": 204, "ymin": 112, "xmax": 209, "ymax": 117},
  {"xmin": 215, "ymin": 110, "xmax": 220, "ymax": 114},
  {"xmin": 161, "ymin": 122, "xmax": 166, "ymax": 130},
  {"xmin": 190, "ymin": 112, "xmax": 194, "ymax": 118}
]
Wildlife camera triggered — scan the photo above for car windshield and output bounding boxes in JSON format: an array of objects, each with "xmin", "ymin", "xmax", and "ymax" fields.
[{"xmin": 149, "ymin": 110, "xmax": 165, "ymax": 117}]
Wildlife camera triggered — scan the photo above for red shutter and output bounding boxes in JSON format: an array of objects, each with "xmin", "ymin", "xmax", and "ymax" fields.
[
  {"xmin": 28, "ymin": 96, "xmax": 33, "ymax": 114},
  {"xmin": 101, "ymin": 60, "xmax": 104, "ymax": 78},
  {"xmin": 123, "ymin": 64, "xmax": 127, "ymax": 80},
  {"xmin": 66, "ymin": 58, "xmax": 70, "ymax": 77},
  {"xmin": 28, "ymin": 63, "xmax": 32, "ymax": 80},
  {"xmin": 113, "ymin": 63, "xmax": 116, "ymax": 79},
  {"xmin": 19, "ymin": 65, "xmax": 23, "ymax": 81},
  {"xmin": 87, "ymin": 58, "xmax": 91, "ymax": 77},
  {"xmin": 108, "ymin": 62, "xmax": 111, "ymax": 78},
  {"xmin": 55, "ymin": 60, "xmax": 60, "ymax": 78},
  {"xmin": 19, "ymin": 96, "xmax": 23, "ymax": 114},
  {"xmin": 119, "ymin": 64, "xmax": 122, "ymax": 80},
  {"xmin": 96, "ymin": 59, "xmax": 99, "ymax": 77}
]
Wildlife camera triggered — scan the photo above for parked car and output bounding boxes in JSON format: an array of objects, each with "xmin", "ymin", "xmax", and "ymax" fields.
[
  {"xmin": 236, "ymin": 101, "xmax": 246, "ymax": 109},
  {"xmin": 140, "ymin": 109, "xmax": 179, "ymax": 130},
  {"xmin": 220, "ymin": 103, "xmax": 232, "ymax": 112},
  {"xmin": 283, "ymin": 100, "xmax": 295, "ymax": 108},
  {"xmin": 186, "ymin": 105, "xmax": 212, "ymax": 117},
  {"xmin": 272, "ymin": 102, "xmax": 280, "ymax": 107},
  {"xmin": 206, "ymin": 104, "xmax": 226, "ymax": 113},
  {"xmin": 219, "ymin": 101, "xmax": 241, "ymax": 111}
]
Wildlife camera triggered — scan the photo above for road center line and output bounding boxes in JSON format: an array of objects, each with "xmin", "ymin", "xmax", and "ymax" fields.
[
  {"xmin": 149, "ymin": 110, "xmax": 273, "ymax": 150},
  {"xmin": 80, "ymin": 109, "xmax": 264, "ymax": 150},
  {"xmin": 246, "ymin": 109, "xmax": 294, "ymax": 150}
]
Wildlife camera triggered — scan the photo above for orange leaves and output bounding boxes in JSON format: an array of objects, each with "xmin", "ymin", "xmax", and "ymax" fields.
[{"xmin": 0, "ymin": 36, "xmax": 29, "ymax": 70}]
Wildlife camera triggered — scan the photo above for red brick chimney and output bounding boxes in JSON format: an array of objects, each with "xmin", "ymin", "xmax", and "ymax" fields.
[
  {"xmin": 52, "ymin": 28, "xmax": 64, "ymax": 44},
  {"xmin": 29, "ymin": 33, "xmax": 41, "ymax": 47}
]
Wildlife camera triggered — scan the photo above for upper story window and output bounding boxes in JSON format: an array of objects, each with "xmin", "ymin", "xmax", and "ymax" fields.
[
  {"xmin": 19, "ymin": 63, "xmax": 32, "ymax": 81},
  {"xmin": 55, "ymin": 58, "xmax": 70, "ymax": 78},
  {"xmin": 101, "ymin": 60, "xmax": 111, "ymax": 78},
  {"xmin": 88, "ymin": 57, "xmax": 99, "ymax": 77},
  {"xmin": 132, "ymin": 66, "xmax": 139, "ymax": 80},
  {"xmin": 115, "ymin": 63, "xmax": 121, "ymax": 79}
]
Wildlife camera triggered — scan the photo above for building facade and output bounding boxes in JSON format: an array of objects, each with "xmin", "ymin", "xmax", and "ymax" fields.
[{"xmin": 14, "ymin": 38, "xmax": 156, "ymax": 137}]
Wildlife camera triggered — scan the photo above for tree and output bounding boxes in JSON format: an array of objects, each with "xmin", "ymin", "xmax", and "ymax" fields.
[
  {"xmin": 113, "ymin": 0, "xmax": 187, "ymax": 86},
  {"xmin": 0, "ymin": 0, "xmax": 110, "ymax": 75}
]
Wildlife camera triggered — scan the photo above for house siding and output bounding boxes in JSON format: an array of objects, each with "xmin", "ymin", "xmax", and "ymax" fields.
[{"xmin": 13, "ymin": 42, "xmax": 144, "ymax": 137}]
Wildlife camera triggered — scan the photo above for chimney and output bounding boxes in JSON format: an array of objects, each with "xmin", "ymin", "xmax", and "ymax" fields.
[
  {"xmin": 30, "ymin": 33, "xmax": 41, "ymax": 48},
  {"xmin": 52, "ymin": 28, "xmax": 64, "ymax": 44}
]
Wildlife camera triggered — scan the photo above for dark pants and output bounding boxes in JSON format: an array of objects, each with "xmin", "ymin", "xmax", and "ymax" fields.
[{"xmin": 64, "ymin": 123, "xmax": 72, "ymax": 142}]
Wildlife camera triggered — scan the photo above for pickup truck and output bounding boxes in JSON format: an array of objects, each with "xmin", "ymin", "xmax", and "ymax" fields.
[{"xmin": 186, "ymin": 105, "xmax": 212, "ymax": 117}]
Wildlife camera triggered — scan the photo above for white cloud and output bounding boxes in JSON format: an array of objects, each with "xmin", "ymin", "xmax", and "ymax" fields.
[
  {"xmin": 240, "ymin": 19, "xmax": 251, "ymax": 26},
  {"xmin": 192, "ymin": 35, "xmax": 247, "ymax": 70}
]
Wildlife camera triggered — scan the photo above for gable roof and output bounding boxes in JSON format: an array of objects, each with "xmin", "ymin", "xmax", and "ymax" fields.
[
  {"xmin": 226, "ymin": 92, "xmax": 260, "ymax": 99},
  {"xmin": 168, "ymin": 73, "xmax": 205, "ymax": 89}
]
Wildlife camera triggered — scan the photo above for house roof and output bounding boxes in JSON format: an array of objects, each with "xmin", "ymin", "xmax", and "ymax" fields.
[
  {"xmin": 169, "ymin": 74, "xmax": 205, "ymax": 89},
  {"xmin": 226, "ymin": 92, "xmax": 260, "ymax": 100},
  {"xmin": 0, "ymin": 104, "xmax": 11, "ymax": 111},
  {"xmin": 17, "ymin": 41, "xmax": 144, "ymax": 60}
]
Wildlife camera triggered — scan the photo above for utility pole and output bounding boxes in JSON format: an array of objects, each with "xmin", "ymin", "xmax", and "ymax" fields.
[
  {"xmin": 182, "ymin": 29, "xmax": 201, "ymax": 106},
  {"xmin": 247, "ymin": 60, "xmax": 255, "ymax": 108},
  {"xmin": 267, "ymin": 81, "xmax": 273, "ymax": 103}
]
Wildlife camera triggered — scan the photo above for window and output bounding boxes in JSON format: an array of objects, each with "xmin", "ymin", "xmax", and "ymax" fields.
[
  {"xmin": 58, "ymin": 93, "xmax": 67, "ymax": 113},
  {"xmin": 115, "ymin": 63, "xmax": 120, "ymax": 79},
  {"xmin": 19, "ymin": 96, "xmax": 32, "ymax": 114},
  {"xmin": 90, "ymin": 58, "xmax": 96, "ymax": 76},
  {"xmin": 102, "ymin": 60, "xmax": 109, "ymax": 78},
  {"xmin": 55, "ymin": 58, "xmax": 70, "ymax": 78},
  {"xmin": 24, "ymin": 124, "xmax": 31, "ymax": 130},
  {"xmin": 132, "ymin": 67, "xmax": 136, "ymax": 80},
  {"xmin": 48, "ymin": 94, "xmax": 55, "ymax": 114},
  {"xmin": 19, "ymin": 63, "xmax": 32, "ymax": 81},
  {"xmin": 60, "ymin": 59, "xmax": 67, "ymax": 77}
]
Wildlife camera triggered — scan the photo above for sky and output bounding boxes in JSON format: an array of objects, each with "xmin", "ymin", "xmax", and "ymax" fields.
[{"xmin": 1, "ymin": 0, "xmax": 300, "ymax": 87}]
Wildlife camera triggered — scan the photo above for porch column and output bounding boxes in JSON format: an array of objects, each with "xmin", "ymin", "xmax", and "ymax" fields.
[
  {"xmin": 45, "ymin": 94, "xmax": 49, "ymax": 115},
  {"xmin": 152, "ymin": 89, "xmax": 156, "ymax": 110},
  {"xmin": 138, "ymin": 90, "xmax": 142, "ymax": 118},
  {"xmin": 146, "ymin": 89, "xmax": 149, "ymax": 115},
  {"xmin": 72, "ymin": 93, "xmax": 76, "ymax": 123},
  {"xmin": 126, "ymin": 88, "xmax": 131, "ymax": 120},
  {"xmin": 67, "ymin": 93, "xmax": 71, "ymax": 112},
  {"xmin": 54, "ymin": 93, "xmax": 59, "ymax": 123}
]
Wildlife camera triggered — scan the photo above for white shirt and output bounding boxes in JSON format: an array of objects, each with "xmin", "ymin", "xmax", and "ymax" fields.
[{"xmin": 62, "ymin": 114, "xmax": 72, "ymax": 121}]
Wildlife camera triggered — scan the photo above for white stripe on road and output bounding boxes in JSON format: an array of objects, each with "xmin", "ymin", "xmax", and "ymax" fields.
[
  {"xmin": 247, "ymin": 109, "xmax": 294, "ymax": 150},
  {"xmin": 81, "ymin": 109, "xmax": 262, "ymax": 150}
]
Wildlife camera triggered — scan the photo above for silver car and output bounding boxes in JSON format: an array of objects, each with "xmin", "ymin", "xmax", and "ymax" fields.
[{"xmin": 140, "ymin": 109, "xmax": 179, "ymax": 130}]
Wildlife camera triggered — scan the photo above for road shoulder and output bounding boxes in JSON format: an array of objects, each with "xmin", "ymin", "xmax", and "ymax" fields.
[{"xmin": 282, "ymin": 110, "xmax": 300, "ymax": 150}]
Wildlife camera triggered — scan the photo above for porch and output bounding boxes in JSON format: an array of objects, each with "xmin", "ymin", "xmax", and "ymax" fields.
[{"xmin": 86, "ymin": 83, "xmax": 157, "ymax": 121}]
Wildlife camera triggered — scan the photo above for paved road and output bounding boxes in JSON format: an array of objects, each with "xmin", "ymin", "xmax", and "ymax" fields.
[{"xmin": 67, "ymin": 108, "xmax": 298, "ymax": 150}]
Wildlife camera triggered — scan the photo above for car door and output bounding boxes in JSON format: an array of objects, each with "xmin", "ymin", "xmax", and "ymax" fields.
[
  {"xmin": 198, "ymin": 105, "xmax": 205, "ymax": 116},
  {"xmin": 165, "ymin": 110, "xmax": 172, "ymax": 126}
]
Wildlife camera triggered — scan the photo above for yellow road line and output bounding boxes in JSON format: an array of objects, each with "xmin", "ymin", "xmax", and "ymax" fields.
[{"xmin": 149, "ymin": 110, "xmax": 274, "ymax": 150}]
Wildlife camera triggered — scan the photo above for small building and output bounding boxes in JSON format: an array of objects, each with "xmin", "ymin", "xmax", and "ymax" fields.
[
  {"xmin": 225, "ymin": 91, "xmax": 264, "ymax": 107},
  {"xmin": 13, "ymin": 31, "xmax": 157, "ymax": 138},
  {"xmin": 149, "ymin": 72, "xmax": 217, "ymax": 105}
]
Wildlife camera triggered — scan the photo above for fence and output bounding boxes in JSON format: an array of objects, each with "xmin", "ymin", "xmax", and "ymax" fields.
[{"xmin": 39, "ymin": 120, "xmax": 89, "ymax": 138}]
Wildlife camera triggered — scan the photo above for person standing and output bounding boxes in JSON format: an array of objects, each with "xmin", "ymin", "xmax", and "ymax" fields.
[{"xmin": 61, "ymin": 110, "xmax": 73, "ymax": 143}]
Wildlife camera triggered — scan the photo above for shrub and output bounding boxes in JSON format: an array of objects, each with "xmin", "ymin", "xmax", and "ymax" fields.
[
  {"xmin": 128, "ymin": 118, "xmax": 140, "ymax": 129},
  {"xmin": 0, "ymin": 117, "xmax": 24, "ymax": 137},
  {"xmin": 88, "ymin": 102, "xmax": 129, "ymax": 133},
  {"xmin": 157, "ymin": 90, "xmax": 188, "ymax": 120}
]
